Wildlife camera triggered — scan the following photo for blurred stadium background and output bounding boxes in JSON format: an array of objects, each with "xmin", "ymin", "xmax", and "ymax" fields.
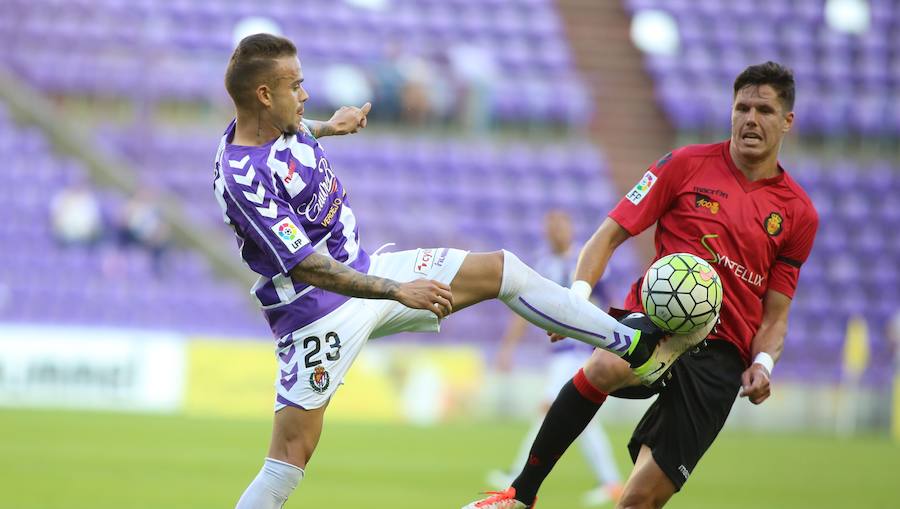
[{"xmin": 1, "ymin": 0, "xmax": 899, "ymax": 507}]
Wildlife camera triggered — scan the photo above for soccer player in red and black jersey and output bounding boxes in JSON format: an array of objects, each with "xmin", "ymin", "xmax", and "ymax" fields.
[{"xmin": 465, "ymin": 62, "xmax": 818, "ymax": 509}]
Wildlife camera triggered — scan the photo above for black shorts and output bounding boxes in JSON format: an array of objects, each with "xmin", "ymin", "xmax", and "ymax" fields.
[{"xmin": 611, "ymin": 339, "xmax": 744, "ymax": 491}]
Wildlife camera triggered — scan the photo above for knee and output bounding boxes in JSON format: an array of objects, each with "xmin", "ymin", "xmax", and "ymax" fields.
[{"xmin": 582, "ymin": 350, "xmax": 633, "ymax": 393}]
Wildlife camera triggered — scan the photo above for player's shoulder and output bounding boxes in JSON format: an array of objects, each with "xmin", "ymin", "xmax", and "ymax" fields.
[
  {"xmin": 780, "ymin": 170, "xmax": 819, "ymax": 223},
  {"xmin": 653, "ymin": 142, "xmax": 724, "ymax": 171},
  {"xmin": 673, "ymin": 141, "xmax": 727, "ymax": 162}
]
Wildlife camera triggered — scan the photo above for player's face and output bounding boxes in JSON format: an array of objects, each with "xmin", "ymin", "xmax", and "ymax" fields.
[
  {"xmin": 730, "ymin": 84, "xmax": 793, "ymax": 161},
  {"xmin": 268, "ymin": 56, "xmax": 309, "ymax": 136},
  {"xmin": 544, "ymin": 211, "xmax": 572, "ymax": 253}
]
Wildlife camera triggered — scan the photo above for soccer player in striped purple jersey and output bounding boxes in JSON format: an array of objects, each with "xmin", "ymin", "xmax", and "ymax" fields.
[{"xmin": 215, "ymin": 34, "xmax": 693, "ymax": 509}]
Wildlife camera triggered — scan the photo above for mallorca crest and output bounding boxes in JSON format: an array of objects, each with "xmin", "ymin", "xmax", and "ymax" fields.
[
  {"xmin": 309, "ymin": 365, "xmax": 331, "ymax": 394},
  {"xmin": 764, "ymin": 212, "xmax": 783, "ymax": 237}
]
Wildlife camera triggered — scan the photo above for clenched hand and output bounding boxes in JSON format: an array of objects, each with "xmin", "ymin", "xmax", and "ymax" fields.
[{"xmin": 739, "ymin": 363, "xmax": 771, "ymax": 404}]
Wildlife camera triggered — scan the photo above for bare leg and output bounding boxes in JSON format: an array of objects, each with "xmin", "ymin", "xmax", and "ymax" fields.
[
  {"xmin": 235, "ymin": 404, "xmax": 328, "ymax": 509},
  {"xmin": 617, "ymin": 445, "xmax": 676, "ymax": 509},
  {"xmin": 449, "ymin": 251, "xmax": 504, "ymax": 311},
  {"xmin": 267, "ymin": 403, "xmax": 329, "ymax": 468},
  {"xmin": 583, "ymin": 349, "xmax": 641, "ymax": 393}
]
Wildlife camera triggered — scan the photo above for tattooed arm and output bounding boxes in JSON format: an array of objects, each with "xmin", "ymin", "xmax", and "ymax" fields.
[
  {"xmin": 301, "ymin": 103, "xmax": 371, "ymax": 138},
  {"xmin": 301, "ymin": 119, "xmax": 338, "ymax": 138},
  {"xmin": 290, "ymin": 252, "xmax": 454, "ymax": 317},
  {"xmin": 290, "ymin": 252, "xmax": 399, "ymax": 299}
]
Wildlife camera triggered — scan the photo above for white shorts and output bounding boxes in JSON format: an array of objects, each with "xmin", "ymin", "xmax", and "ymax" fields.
[
  {"xmin": 544, "ymin": 349, "xmax": 591, "ymax": 402},
  {"xmin": 274, "ymin": 248, "xmax": 468, "ymax": 411}
]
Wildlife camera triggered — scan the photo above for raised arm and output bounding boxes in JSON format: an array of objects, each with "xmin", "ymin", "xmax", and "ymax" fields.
[
  {"xmin": 289, "ymin": 252, "xmax": 453, "ymax": 317},
  {"xmin": 302, "ymin": 102, "xmax": 371, "ymax": 137},
  {"xmin": 572, "ymin": 217, "xmax": 632, "ymax": 292},
  {"xmin": 739, "ymin": 289, "xmax": 792, "ymax": 404}
]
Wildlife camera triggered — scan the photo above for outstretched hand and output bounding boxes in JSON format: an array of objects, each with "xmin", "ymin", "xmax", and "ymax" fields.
[
  {"xmin": 739, "ymin": 363, "xmax": 771, "ymax": 404},
  {"xmin": 326, "ymin": 102, "xmax": 371, "ymax": 135},
  {"xmin": 395, "ymin": 278, "xmax": 454, "ymax": 319}
]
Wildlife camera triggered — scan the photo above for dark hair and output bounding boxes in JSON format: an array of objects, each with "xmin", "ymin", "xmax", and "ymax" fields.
[
  {"xmin": 225, "ymin": 34, "xmax": 297, "ymax": 109},
  {"xmin": 733, "ymin": 61, "xmax": 795, "ymax": 112}
]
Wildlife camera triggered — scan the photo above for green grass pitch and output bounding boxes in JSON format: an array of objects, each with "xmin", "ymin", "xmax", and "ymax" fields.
[{"xmin": 1, "ymin": 408, "xmax": 897, "ymax": 508}]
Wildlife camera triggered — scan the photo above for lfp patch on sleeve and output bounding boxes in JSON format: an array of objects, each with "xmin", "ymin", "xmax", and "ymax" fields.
[
  {"xmin": 625, "ymin": 170, "xmax": 657, "ymax": 205},
  {"xmin": 272, "ymin": 217, "xmax": 310, "ymax": 253}
]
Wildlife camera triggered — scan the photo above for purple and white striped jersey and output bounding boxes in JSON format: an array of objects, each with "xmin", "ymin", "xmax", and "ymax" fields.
[{"xmin": 213, "ymin": 120, "xmax": 370, "ymax": 338}]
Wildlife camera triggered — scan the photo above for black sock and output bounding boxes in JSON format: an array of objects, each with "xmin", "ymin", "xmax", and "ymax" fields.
[{"xmin": 510, "ymin": 374, "xmax": 606, "ymax": 506}]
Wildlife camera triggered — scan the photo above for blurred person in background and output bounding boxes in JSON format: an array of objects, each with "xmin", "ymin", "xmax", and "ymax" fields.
[
  {"xmin": 115, "ymin": 189, "xmax": 172, "ymax": 275},
  {"xmin": 216, "ymin": 34, "xmax": 689, "ymax": 509},
  {"xmin": 49, "ymin": 180, "xmax": 104, "ymax": 248},
  {"xmin": 465, "ymin": 62, "xmax": 818, "ymax": 509},
  {"xmin": 447, "ymin": 43, "xmax": 498, "ymax": 132},
  {"xmin": 490, "ymin": 210, "xmax": 623, "ymax": 506}
]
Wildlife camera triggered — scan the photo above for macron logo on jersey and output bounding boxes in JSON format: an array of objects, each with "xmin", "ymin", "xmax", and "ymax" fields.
[
  {"xmin": 626, "ymin": 170, "xmax": 657, "ymax": 205},
  {"xmin": 272, "ymin": 217, "xmax": 310, "ymax": 253}
]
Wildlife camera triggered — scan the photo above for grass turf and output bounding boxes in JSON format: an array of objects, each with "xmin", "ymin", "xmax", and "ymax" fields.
[{"xmin": 1, "ymin": 408, "xmax": 897, "ymax": 508}]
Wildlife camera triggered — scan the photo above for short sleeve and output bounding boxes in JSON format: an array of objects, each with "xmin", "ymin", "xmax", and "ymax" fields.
[
  {"xmin": 767, "ymin": 206, "xmax": 819, "ymax": 298},
  {"xmin": 223, "ymin": 157, "xmax": 316, "ymax": 275},
  {"xmin": 608, "ymin": 149, "xmax": 688, "ymax": 236}
]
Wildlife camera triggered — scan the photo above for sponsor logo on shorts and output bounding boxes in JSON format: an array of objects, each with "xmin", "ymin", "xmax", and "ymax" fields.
[
  {"xmin": 678, "ymin": 465, "xmax": 691, "ymax": 480},
  {"xmin": 435, "ymin": 248, "xmax": 449, "ymax": 267},
  {"xmin": 694, "ymin": 194, "xmax": 720, "ymax": 214},
  {"xmin": 272, "ymin": 217, "xmax": 310, "ymax": 253},
  {"xmin": 414, "ymin": 249, "xmax": 436, "ymax": 275},
  {"xmin": 625, "ymin": 171, "xmax": 657, "ymax": 205},
  {"xmin": 764, "ymin": 211, "xmax": 783, "ymax": 236},
  {"xmin": 309, "ymin": 365, "xmax": 331, "ymax": 393}
]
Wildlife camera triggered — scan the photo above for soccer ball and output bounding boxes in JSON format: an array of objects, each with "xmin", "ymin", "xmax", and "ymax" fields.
[{"xmin": 641, "ymin": 253, "xmax": 723, "ymax": 334}]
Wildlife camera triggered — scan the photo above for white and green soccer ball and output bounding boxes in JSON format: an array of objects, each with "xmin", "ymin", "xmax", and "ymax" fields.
[{"xmin": 641, "ymin": 253, "xmax": 723, "ymax": 334}]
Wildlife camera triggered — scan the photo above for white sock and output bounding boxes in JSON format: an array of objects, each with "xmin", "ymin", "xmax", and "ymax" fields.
[
  {"xmin": 498, "ymin": 250, "xmax": 637, "ymax": 355},
  {"xmin": 577, "ymin": 417, "xmax": 622, "ymax": 484},
  {"xmin": 235, "ymin": 458, "xmax": 304, "ymax": 509}
]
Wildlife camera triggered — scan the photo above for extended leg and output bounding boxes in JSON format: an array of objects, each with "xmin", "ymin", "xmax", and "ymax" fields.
[{"xmin": 449, "ymin": 251, "xmax": 642, "ymax": 356}]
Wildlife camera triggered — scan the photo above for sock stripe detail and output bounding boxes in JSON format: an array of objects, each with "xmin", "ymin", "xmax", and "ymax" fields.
[
  {"xmin": 573, "ymin": 368, "xmax": 608, "ymax": 405},
  {"xmin": 518, "ymin": 297, "xmax": 607, "ymax": 341}
]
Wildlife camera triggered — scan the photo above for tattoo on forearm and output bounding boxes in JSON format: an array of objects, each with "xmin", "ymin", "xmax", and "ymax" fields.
[
  {"xmin": 302, "ymin": 119, "xmax": 336, "ymax": 138},
  {"xmin": 292, "ymin": 253, "xmax": 399, "ymax": 299}
]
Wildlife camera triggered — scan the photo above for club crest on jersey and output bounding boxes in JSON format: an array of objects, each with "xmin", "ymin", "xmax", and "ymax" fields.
[
  {"xmin": 414, "ymin": 249, "xmax": 436, "ymax": 275},
  {"xmin": 626, "ymin": 171, "xmax": 657, "ymax": 205},
  {"xmin": 694, "ymin": 194, "xmax": 720, "ymax": 214},
  {"xmin": 764, "ymin": 212, "xmax": 783, "ymax": 236},
  {"xmin": 272, "ymin": 217, "xmax": 310, "ymax": 253},
  {"xmin": 309, "ymin": 365, "xmax": 331, "ymax": 393}
]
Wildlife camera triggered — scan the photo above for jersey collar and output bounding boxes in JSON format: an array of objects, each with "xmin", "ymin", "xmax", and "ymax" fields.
[{"xmin": 722, "ymin": 140, "xmax": 785, "ymax": 193}]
